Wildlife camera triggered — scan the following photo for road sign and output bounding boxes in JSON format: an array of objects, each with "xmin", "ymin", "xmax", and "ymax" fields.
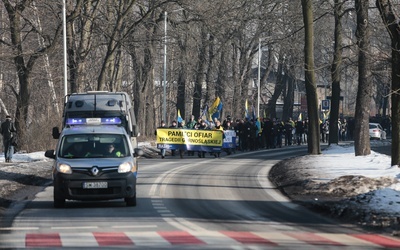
[{"xmin": 322, "ymin": 100, "xmax": 330, "ymax": 110}]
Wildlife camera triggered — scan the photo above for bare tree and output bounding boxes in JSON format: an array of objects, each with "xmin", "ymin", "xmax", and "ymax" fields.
[
  {"xmin": 1, "ymin": 0, "xmax": 62, "ymax": 149},
  {"xmin": 301, "ymin": 0, "xmax": 321, "ymax": 154},
  {"xmin": 353, "ymin": 0, "xmax": 372, "ymax": 156},
  {"xmin": 329, "ymin": 0, "xmax": 344, "ymax": 145},
  {"xmin": 267, "ymin": 53, "xmax": 286, "ymax": 119},
  {"xmin": 66, "ymin": 0, "xmax": 99, "ymax": 93},
  {"xmin": 376, "ymin": 0, "xmax": 400, "ymax": 166}
]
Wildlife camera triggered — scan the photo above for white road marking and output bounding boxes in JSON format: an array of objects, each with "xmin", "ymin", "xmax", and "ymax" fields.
[{"xmin": 51, "ymin": 226, "xmax": 98, "ymax": 230}]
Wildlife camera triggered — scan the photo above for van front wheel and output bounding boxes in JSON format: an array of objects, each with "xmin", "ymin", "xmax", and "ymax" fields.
[
  {"xmin": 125, "ymin": 195, "xmax": 136, "ymax": 207},
  {"xmin": 53, "ymin": 183, "xmax": 65, "ymax": 208},
  {"xmin": 54, "ymin": 192, "xmax": 65, "ymax": 208}
]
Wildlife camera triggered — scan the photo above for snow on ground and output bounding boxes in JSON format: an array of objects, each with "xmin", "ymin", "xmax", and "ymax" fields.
[
  {"xmin": 295, "ymin": 140, "xmax": 400, "ymax": 217},
  {"xmin": 2, "ymin": 140, "xmax": 399, "ymax": 217}
]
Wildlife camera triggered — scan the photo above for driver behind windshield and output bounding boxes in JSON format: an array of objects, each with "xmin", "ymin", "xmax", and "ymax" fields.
[
  {"xmin": 105, "ymin": 143, "xmax": 123, "ymax": 157},
  {"xmin": 64, "ymin": 143, "xmax": 90, "ymax": 158}
]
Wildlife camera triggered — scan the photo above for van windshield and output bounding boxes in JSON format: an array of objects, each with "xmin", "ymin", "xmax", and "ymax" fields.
[{"xmin": 59, "ymin": 134, "xmax": 129, "ymax": 158}]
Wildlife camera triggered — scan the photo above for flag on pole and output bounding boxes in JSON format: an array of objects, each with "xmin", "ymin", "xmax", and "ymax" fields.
[
  {"xmin": 211, "ymin": 99, "xmax": 223, "ymax": 121},
  {"xmin": 245, "ymin": 99, "xmax": 250, "ymax": 119},
  {"xmin": 201, "ymin": 105, "xmax": 209, "ymax": 122},
  {"xmin": 209, "ymin": 97, "xmax": 220, "ymax": 116},
  {"xmin": 177, "ymin": 109, "xmax": 183, "ymax": 123}
]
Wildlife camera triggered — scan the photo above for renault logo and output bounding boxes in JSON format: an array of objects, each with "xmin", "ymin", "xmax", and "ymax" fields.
[{"xmin": 91, "ymin": 167, "xmax": 99, "ymax": 176}]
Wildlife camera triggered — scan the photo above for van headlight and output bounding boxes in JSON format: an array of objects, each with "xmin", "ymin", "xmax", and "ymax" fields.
[
  {"xmin": 118, "ymin": 162, "xmax": 133, "ymax": 173},
  {"xmin": 57, "ymin": 163, "xmax": 72, "ymax": 174}
]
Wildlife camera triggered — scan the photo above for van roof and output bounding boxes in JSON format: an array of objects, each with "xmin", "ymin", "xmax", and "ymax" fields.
[{"xmin": 65, "ymin": 92, "xmax": 132, "ymax": 112}]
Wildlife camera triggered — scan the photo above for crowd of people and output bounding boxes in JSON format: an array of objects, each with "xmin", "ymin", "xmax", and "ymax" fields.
[
  {"xmin": 156, "ymin": 115, "xmax": 312, "ymax": 159},
  {"xmin": 156, "ymin": 114, "xmax": 390, "ymax": 159}
]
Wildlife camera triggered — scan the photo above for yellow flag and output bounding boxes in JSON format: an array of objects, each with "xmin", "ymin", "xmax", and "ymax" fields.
[
  {"xmin": 209, "ymin": 97, "xmax": 220, "ymax": 115},
  {"xmin": 177, "ymin": 109, "xmax": 183, "ymax": 123}
]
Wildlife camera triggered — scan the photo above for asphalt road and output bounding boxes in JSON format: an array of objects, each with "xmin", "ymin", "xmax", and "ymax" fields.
[
  {"xmin": 0, "ymin": 145, "xmax": 398, "ymax": 249},
  {"xmin": 371, "ymin": 144, "xmax": 391, "ymax": 156}
]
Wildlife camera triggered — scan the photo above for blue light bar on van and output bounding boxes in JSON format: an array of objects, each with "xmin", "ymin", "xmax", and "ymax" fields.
[
  {"xmin": 66, "ymin": 117, "xmax": 121, "ymax": 126},
  {"xmin": 101, "ymin": 117, "xmax": 122, "ymax": 125},
  {"xmin": 66, "ymin": 118, "xmax": 85, "ymax": 125}
]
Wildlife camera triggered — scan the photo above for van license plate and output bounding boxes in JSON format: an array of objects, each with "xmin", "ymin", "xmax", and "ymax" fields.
[{"xmin": 83, "ymin": 182, "xmax": 108, "ymax": 189}]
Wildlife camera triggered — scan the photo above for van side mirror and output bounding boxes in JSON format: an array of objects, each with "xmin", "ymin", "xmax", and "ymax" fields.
[
  {"xmin": 45, "ymin": 150, "xmax": 56, "ymax": 159},
  {"xmin": 52, "ymin": 127, "xmax": 60, "ymax": 139}
]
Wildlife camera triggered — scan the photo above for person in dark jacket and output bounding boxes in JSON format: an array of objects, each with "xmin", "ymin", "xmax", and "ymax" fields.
[
  {"xmin": 155, "ymin": 120, "xmax": 167, "ymax": 158},
  {"xmin": 1, "ymin": 115, "xmax": 17, "ymax": 162},
  {"xmin": 235, "ymin": 119, "xmax": 245, "ymax": 151},
  {"xmin": 169, "ymin": 121, "xmax": 178, "ymax": 156},
  {"xmin": 295, "ymin": 119, "xmax": 304, "ymax": 145},
  {"xmin": 197, "ymin": 120, "xmax": 209, "ymax": 158},
  {"xmin": 284, "ymin": 119, "xmax": 294, "ymax": 146},
  {"xmin": 262, "ymin": 118, "xmax": 274, "ymax": 149},
  {"xmin": 274, "ymin": 119, "xmax": 284, "ymax": 148}
]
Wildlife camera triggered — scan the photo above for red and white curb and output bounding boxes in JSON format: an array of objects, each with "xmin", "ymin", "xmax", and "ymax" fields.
[{"xmin": 1, "ymin": 231, "xmax": 400, "ymax": 248}]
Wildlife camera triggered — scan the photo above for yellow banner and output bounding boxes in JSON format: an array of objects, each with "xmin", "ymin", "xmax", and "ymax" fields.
[{"xmin": 156, "ymin": 128, "xmax": 223, "ymax": 146}]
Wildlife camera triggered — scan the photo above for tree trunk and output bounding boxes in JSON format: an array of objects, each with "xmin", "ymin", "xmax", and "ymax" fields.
[
  {"xmin": 192, "ymin": 26, "xmax": 208, "ymax": 118},
  {"xmin": 282, "ymin": 66, "xmax": 295, "ymax": 121},
  {"xmin": 376, "ymin": 0, "xmax": 400, "ymax": 166},
  {"xmin": 67, "ymin": 0, "xmax": 98, "ymax": 93},
  {"xmin": 32, "ymin": 1, "xmax": 60, "ymax": 115},
  {"xmin": 231, "ymin": 43, "xmax": 241, "ymax": 118},
  {"xmin": 301, "ymin": 0, "xmax": 321, "ymax": 154},
  {"xmin": 329, "ymin": 0, "xmax": 343, "ymax": 145},
  {"xmin": 354, "ymin": 0, "xmax": 372, "ymax": 156},
  {"xmin": 67, "ymin": 19, "xmax": 78, "ymax": 93},
  {"xmin": 268, "ymin": 54, "xmax": 285, "ymax": 119},
  {"xmin": 97, "ymin": 0, "xmax": 135, "ymax": 90},
  {"xmin": 177, "ymin": 49, "xmax": 187, "ymax": 120},
  {"xmin": 215, "ymin": 50, "xmax": 228, "ymax": 116}
]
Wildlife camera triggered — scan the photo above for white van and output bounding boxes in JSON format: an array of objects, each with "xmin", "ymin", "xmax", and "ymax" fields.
[{"xmin": 45, "ymin": 117, "xmax": 143, "ymax": 208}]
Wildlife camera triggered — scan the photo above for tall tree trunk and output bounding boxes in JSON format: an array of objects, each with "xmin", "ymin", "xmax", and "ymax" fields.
[
  {"xmin": 176, "ymin": 46, "xmax": 187, "ymax": 120},
  {"xmin": 97, "ymin": 0, "xmax": 135, "ymax": 90},
  {"xmin": 260, "ymin": 47, "xmax": 273, "ymax": 117},
  {"xmin": 282, "ymin": 66, "xmax": 295, "ymax": 121},
  {"xmin": 192, "ymin": 26, "xmax": 207, "ymax": 118},
  {"xmin": 206, "ymin": 35, "xmax": 216, "ymax": 115},
  {"xmin": 301, "ymin": 0, "xmax": 321, "ymax": 154},
  {"xmin": 130, "ymin": 32, "xmax": 155, "ymax": 136},
  {"xmin": 268, "ymin": 54, "xmax": 285, "ymax": 119},
  {"xmin": 329, "ymin": 0, "xmax": 343, "ymax": 145},
  {"xmin": 65, "ymin": 0, "xmax": 97, "ymax": 93},
  {"xmin": 32, "ymin": 1, "xmax": 60, "ymax": 115},
  {"xmin": 215, "ymin": 50, "xmax": 228, "ymax": 115},
  {"xmin": 376, "ymin": 0, "xmax": 400, "ymax": 166},
  {"xmin": 354, "ymin": 0, "xmax": 372, "ymax": 156},
  {"xmin": 67, "ymin": 19, "xmax": 78, "ymax": 93},
  {"xmin": 231, "ymin": 43, "xmax": 241, "ymax": 118}
]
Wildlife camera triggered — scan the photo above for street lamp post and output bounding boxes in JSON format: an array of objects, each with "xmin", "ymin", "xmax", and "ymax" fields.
[
  {"xmin": 162, "ymin": 9, "xmax": 184, "ymax": 122},
  {"xmin": 63, "ymin": 0, "xmax": 68, "ymax": 102},
  {"xmin": 257, "ymin": 39, "xmax": 261, "ymax": 119},
  {"xmin": 163, "ymin": 11, "xmax": 167, "ymax": 122}
]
